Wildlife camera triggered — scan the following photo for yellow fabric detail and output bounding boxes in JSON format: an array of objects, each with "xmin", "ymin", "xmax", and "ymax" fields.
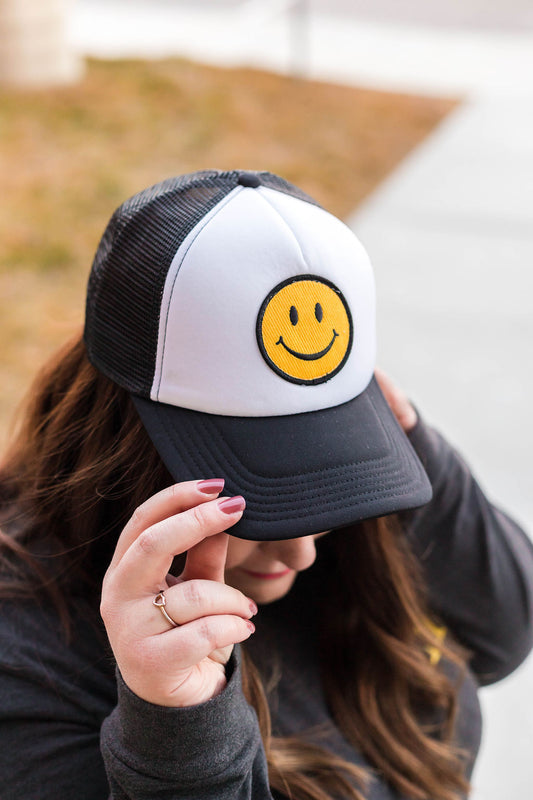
[
  {"xmin": 424, "ymin": 619, "xmax": 447, "ymax": 666},
  {"xmin": 259, "ymin": 278, "xmax": 352, "ymax": 383}
]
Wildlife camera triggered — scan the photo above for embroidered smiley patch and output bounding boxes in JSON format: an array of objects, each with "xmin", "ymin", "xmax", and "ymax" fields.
[{"xmin": 256, "ymin": 275, "xmax": 353, "ymax": 385}]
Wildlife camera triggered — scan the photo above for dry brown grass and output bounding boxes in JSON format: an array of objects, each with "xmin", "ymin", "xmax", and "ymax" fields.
[{"xmin": 0, "ymin": 57, "xmax": 455, "ymax": 442}]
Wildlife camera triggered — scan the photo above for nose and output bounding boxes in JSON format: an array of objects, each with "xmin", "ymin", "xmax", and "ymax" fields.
[{"xmin": 260, "ymin": 535, "xmax": 318, "ymax": 572}]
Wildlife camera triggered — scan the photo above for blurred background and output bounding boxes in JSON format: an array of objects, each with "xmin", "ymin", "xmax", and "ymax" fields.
[{"xmin": 0, "ymin": 2, "xmax": 532, "ymax": 798}]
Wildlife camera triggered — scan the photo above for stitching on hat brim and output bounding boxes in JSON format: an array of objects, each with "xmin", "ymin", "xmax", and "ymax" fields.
[{"xmin": 133, "ymin": 389, "xmax": 429, "ymax": 523}]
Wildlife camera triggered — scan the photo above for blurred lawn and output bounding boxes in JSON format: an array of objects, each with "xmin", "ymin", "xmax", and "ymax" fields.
[{"xmin": 0, "ymin": 57, "xmax": 455, "ymax": 443}]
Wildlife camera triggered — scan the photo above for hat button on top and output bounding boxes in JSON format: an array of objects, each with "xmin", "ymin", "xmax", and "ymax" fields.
[{"xmin": 238, "ymin": 172, "xmax": 261, "ymax": 188}]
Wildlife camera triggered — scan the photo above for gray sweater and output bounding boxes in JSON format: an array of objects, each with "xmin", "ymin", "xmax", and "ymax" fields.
[{"xmin": 0, "ymin": 419, "xmax": 532, "ymax": 800}]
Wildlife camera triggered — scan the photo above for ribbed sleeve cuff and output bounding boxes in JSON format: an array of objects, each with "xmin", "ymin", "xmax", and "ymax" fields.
[{"xmin": 102, "ymin": 648, "xmax": 261, "ymax": 784}]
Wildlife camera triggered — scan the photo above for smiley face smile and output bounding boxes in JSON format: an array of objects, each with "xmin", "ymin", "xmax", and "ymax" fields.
[
  {"xmin": 257, "ymin": 275, "xmax": 353, "ymax": 385},
  {"xmin": 276, "ymin": 330, "xmax": 339, "ymax": 361}
]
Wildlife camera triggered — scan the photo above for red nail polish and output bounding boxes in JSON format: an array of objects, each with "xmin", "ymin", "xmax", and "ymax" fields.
[
  {"xmin": 197, "ymin": 478, "xmax": 225, "ymax": 494},
  {"xmin": 218, "ymin": 495, "xmax": 246, "ymax": 515}
]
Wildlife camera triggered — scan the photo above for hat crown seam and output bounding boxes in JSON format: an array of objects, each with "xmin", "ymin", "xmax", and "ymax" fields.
[{"xmin": 255, "ymin": 187, "xmax": 310, "ymax": 271}]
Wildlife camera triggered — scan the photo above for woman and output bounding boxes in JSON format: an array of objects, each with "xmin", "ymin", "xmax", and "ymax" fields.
[{"xmin": 0, "ymin": 169, "xmax": 532, "ymax": 800}]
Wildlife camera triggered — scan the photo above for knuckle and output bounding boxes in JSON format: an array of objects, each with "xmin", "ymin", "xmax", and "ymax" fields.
[
  {"xmin": 190, "ymin": 503, "xmax": 210, "ymax": 533},
  {"xmin": 99, "ymin": 597, "xmax": 118, "ymax": 628},
  {"xmin": 137, "ymin": 527, "xmax": 158, "ymax": 556},
  {"xmin": 130, "ymin": 504, "xmax": 147, "ymax": 531},
  {"xmin": 99, "ymin": 598, "xmax": 110, "ymax": 623},
  {"xmin": 168, "ymin": 482, "xmax": 184, "ymax": 502},
  {"xmin": 198, "ymin": 619, "xmax": 218, "ymax": 650},
  {"xmin": 101, "ymin": 571, "xmax": 111, "ymax": 596},
  {"xmin": 101, "ymin": 569, "xmax": 117, "ymax": 596},
  {"xmin": 182, "ymin": 580, "xmax": 204, "ymax": 608}
]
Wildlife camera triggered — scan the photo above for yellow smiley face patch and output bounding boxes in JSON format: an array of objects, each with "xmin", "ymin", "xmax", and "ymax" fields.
[{"xmin": 257, "ymin": 275, "xmax": 353, "ymax": 385}]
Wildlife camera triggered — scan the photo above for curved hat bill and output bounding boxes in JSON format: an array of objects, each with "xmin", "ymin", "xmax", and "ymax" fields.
[{"xmin": 132, "ymin": 376, "xmax": 432, "ymax": 541}]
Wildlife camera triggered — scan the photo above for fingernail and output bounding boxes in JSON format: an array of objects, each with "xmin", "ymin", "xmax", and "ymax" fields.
[
  {"xmin": 246, "ymin": 621, "xmax": 256, "ymax": 634},
  {"xmin": 218, "ymin": 495, "xmax": 246, "ymax": 515},
  {"xmin": 197, "ymin": 478, "xmax": 225, "ymax": 494},
  {"xmin": 248, "ymin": 600, "xmax": 258, "ymax": 616}
]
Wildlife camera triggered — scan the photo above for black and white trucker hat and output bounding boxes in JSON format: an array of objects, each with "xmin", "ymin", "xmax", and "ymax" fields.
[{"xmin": 84, "ymin": 169, "xmax": 431, "ymax": 540}]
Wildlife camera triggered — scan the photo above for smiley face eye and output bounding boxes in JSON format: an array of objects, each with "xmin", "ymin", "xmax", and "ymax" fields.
[
  {"xmin": 290, "ymin": 305, "xmax": 298, "ymax": 325},
  {"xmin": 315, "ymin": 302, "xmax": 323, "ymax": 322}
]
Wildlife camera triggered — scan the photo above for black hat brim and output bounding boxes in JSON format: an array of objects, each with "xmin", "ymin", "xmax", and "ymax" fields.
[{"xmin": 132, "ymin": 375, "xmax": 432, "ymax": 540}]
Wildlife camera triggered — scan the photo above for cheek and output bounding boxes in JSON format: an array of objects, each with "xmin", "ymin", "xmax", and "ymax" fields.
[{"xmin": 225, "ymin": 538, "xmax": 261, "ymax": 569}]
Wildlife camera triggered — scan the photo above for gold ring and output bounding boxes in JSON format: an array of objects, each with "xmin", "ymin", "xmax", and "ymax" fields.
[{"xmin": 153, "ymin": 590, "xmax": 179, "ymax": 629}]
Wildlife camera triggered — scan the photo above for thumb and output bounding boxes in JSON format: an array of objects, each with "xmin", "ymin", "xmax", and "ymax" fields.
[{"xmin": 180, "ymin": 532, "xmax": 229, "ymax": 583}]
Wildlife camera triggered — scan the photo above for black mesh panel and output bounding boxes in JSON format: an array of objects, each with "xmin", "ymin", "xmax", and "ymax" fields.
[{"xmin": 84, "ymin": 170, "xmax": 322, "ymax": 396}]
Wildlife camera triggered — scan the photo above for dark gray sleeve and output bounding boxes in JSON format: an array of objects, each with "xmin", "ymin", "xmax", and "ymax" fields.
[
  {"xmin": 101, "ymin": 648, "xmax": 274, "ymax": 800},
  {"xmin": 402, "ymin": 417, "xmax": 533, "ymax": 685},
  {"xmin": 0, "ymin": 600, "xmax": 274, "ymax": 800},
  {"xmin": 0, "ymin": 603, "xmax": 113, "ymax": 800}
]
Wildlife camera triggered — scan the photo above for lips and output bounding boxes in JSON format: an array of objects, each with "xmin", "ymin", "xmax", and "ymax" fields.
[
  {"xmin": 240, "ymin": 567, "xmax": 293, "ymax": 580},
  {"xmin": 276, "ymin": 329, "xmax": 338, "ymax": 361}
]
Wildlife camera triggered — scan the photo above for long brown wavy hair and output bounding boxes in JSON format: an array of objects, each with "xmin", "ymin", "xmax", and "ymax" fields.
[{"xmin": 0, "ymin": 332, "xmax": 470, "ymax": 800}]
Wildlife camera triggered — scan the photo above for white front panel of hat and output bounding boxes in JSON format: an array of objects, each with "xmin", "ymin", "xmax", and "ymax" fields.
[{"xmin": 151, "ymin": 186, "xmax": 376, "ymax": 416}]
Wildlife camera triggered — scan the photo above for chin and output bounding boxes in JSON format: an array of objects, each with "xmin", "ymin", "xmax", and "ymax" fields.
[
  {"xmin": 227, "ymin": 570, "xmax": 297, "ymax": 605},
  {"xmin": 253, "ymin": 585, "xmax": 292, "ymax": 605}
]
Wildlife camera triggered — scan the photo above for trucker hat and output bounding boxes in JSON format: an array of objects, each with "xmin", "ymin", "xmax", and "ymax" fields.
[{"xmin": 84, "ymin": 169, "xmax": 432, "ymax": 540}]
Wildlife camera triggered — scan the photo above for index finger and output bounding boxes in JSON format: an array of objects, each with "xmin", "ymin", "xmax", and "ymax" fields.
[
  {"xmin": 109, "ymin": 479, "xmax": 225, "ymax": 570},
  {"xmin": 108, "ymin": 495, "xmax": 245, "ymax": 597}
]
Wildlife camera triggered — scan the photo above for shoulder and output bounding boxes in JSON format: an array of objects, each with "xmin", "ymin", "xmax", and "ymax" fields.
[
  {"xmin": 0, "ymin": 598, "xmax": 116, "ymax": 798},
  {"xmin": 401, "ymin": 417, "xmax": 533, "ymax": 684},
  {"xmin": 0, "ymin": 596, "xmax": 116, "ymax": 724}
]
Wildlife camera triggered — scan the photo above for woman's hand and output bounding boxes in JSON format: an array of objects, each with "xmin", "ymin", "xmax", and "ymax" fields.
[
  {"xmin": 100, "ymin": 480, "xmax": 256, "ymax": 708},
  {"xmin": 375, "ymin": 367, "xmax": 418, "ymax": 433}
]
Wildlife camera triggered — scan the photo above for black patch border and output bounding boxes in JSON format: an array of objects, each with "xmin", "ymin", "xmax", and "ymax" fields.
[{"xmin": 256, "ymin": 274, "xmax": 354, "ymax": 386}]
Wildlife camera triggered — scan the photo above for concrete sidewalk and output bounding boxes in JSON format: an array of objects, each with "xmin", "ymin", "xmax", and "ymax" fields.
[
  {"xmin": 350, "ymin": 95, "xmax": 533, "ymax": 800},
  {"xmin": 70, "ymin": 2, "xmax": 533, "ymax": 797}
]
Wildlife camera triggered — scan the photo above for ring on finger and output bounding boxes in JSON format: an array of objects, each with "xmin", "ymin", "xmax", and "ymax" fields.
[{"xmin": 153, "ymin": 590, "xmax": 179, "ymax": 629}]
